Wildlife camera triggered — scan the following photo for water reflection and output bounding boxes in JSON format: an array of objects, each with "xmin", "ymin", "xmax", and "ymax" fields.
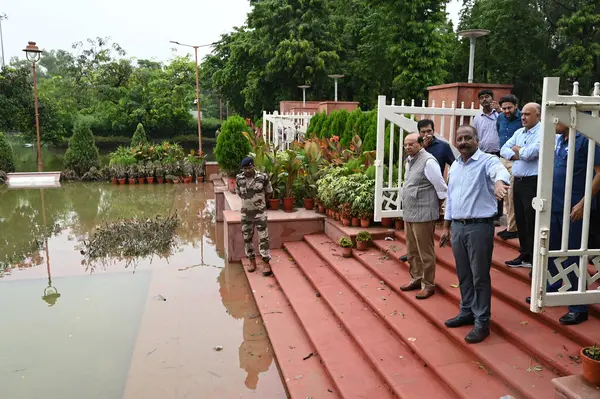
[{"xmin": 218, "ymin": 263, "xmax": 275, "ymax": 390}]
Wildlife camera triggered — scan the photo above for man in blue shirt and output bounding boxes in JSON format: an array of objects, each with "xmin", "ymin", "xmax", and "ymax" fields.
[
  {"xmin": 440, "ymin": 125, "xmax": 510, "ymax": 344},
  {"xmin": 496, "ymin": 95, "xmax": 522, "ymax": 240},
  {"xmin": 525, "ymin": 122, "xmax": 600, "ymax": 325},
  {"xmin": 398, "ymin": 119, "xmax": 455, "ymax": 263},
  {"xmin": 500, "ymin": 103, "xmax": 541, "ymax": 268}
]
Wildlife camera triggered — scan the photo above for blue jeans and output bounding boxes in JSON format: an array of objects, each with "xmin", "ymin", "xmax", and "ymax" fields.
[{"xmin": 547, "ymin": 213, "xmax": 588, "ymax": 313}]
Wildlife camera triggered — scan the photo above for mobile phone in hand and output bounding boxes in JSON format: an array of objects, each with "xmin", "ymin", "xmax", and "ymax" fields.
[{"xmin": 439, "ymin": 236, "xmax": 448, "ymax": 247}]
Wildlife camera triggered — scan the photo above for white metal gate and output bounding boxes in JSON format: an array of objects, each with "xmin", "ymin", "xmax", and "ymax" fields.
[
  {"xmin": 262, "ymin": 111, "xmax": 313, "ymax": 150},
  {"xmin": 530, "ymin": 78, "xmax": 600, "ymax": 312},
  {"xmin": 373, "ymin": 96, "xmax": 478, "ymax": 221}
]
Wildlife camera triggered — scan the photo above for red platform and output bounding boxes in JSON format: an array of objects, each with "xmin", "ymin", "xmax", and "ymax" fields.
[{"xmin": 241, "ymin": 218, "xmax": 600, "ymax": 398}]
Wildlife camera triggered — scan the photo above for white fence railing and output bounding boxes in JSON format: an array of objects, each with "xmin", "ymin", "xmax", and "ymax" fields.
[
  {"xmin": 374, "ymin": 96, "xmax": 480, "ymax": 221},
  {"xmin": 262, "ymin": 111, "xmax": 313, "ymax": 150},
  {"xmin": 531, "ymin": 78, "xmax": 600, "ymax": 312}
]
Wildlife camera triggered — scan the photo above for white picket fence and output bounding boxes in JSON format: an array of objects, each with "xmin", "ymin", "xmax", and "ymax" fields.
[
  {"xmin": 374, "ymin": 97, "xmax": 481, "ymax": 221},
  {"xmin": 262, "ymin": 111, "xmax": 313, "ymax": 150}
]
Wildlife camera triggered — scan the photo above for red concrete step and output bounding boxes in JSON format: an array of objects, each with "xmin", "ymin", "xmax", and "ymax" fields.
[
  {"xmin": 283, "ymin": 241, "xmax": 456, "ymax": 399},
  {"xmin": 268, "ymin": 250, "xmax": 395, "ymax": 399},
  {"xmin": 241, "ymin": 258, "xmax": 340, "ymax": 399},
  {"xmin": 397, "ymin": 230, "xmax": 600, "ymax": 347},
  {"xmin": 372, "ymin": 238, "xmax": 569, "ymax": 399},
  {"xmin": 299, "ymin": 234, "xmax": 518, "ymax": 399},
  {"xmin": 377, "ymin": 237, "xmax": 585, "ymax": 375},
  {"xmin": 494, "ymin": 226, "xmax": 520, "ymax": 251}
]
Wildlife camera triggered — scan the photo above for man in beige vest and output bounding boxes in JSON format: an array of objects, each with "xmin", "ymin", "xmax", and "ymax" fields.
[{"xmin": 400, "ymin": 133, "xmax": 448, "ymax": 299}]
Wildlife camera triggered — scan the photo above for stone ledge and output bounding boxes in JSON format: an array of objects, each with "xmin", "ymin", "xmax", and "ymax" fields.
[{"xmin": 552, "ymin": 375, "xmax": 600, "ymax": 399}]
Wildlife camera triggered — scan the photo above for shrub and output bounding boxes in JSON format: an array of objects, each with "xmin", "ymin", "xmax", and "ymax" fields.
[
  {"xmin": 131, "ymin": 123, "xmax": 149, "ymax": 146},
  {"xmin": 64, "ymin": 117, "xmax": 100, "ymax": 176},
  {"xmin": 214, "ymin": 116, "xmax": 251, "ymax": 176},
  {"xmin": 342, "ymin": 109, "xmax": 362, "ymax": 147},
  {"xmin": 0, "ymin": 133, "xmax": 15, "ymax": 173},
  {"xmin": 329, "ymin": 110, "xmax": 349, "ymax": 139},
  {"xmin": 339, "ymin": 236, "xmax": 353, "ymax": 248},
  {"xmin": 319, "ymin": 113, "xmax": 333, "ymax": 138},
  {"xmin": 356, "ymin": 231, "xmax": 372, "ymax": 242}
]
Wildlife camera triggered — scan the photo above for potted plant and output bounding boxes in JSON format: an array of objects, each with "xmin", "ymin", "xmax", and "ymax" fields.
[
  {"xmin": 318, "ymin": 203, "xmax": 326, "ymax": 213},
  {"xmin": 145, "ymin": 161, "xmax": 155, "ymax": 184},
  {"xmin": 136, "ymin": 163, "xmax": 146, "ymax": 184},
  {"xmin": 155, "ymin": 161, "xmax": 165, "ymax": 184},
  {"xmin": 340, "ymin": 202, "xmax": 352, "ymax": 227},
  {"xmin": 109, "ymin": 165, "xmax": 118, "ymax": 184},
  {"xmin": 582, "ymin": 344, "xmax": 600, "ymax": 385},
  {"xmin": 300, "ymin": 141, "xmax": 323, "ymax": 211},
  {"xmin": 395, "ymin": 218, "xmax": 404, "ymax": 230},
  {"xmin": 339, "ymin": 236, "xmax": 353, "ymax": 258},
  {"xmin": 356, "ymin": 231, "xmax": 372, "ymax": 251},
  {"xmin": 265, "ymin": 147, "xmax": 284, "ymax": 211},
  {"xmin": 182, "ymin": 159, "xmax": 194, "ymax": 183},
  {"xmin": 281, "ymin": 150, "xmax": 302, "ymax": 212},
  {"xmin": 127, "ymin": 164, "xmax": 138, "ymax": 185},
  {"xmin": 115, "ymin": 165, "xmax": 126, "ymax": 185}
]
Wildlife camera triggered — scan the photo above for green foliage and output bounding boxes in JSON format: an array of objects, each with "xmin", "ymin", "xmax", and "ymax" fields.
[
  {"xmin": 214, "ymin": 116, "xmax": 251, "ymax": 176},
  {"xmin": 342, "ymin": 109, "xmax": 362, "ymax": 147},
  {"xmin": 0, "ymin": 133, "xmax": 15, "ymax": 173},
  {"xmin": 131, "ymin": 123, "xmax": 149, "ymax": 146},
  {"xmin": 329, "ymin": 110, "xmax": 349, "ymax": 140},
  {"xmin": 64, "ymin": 117, "xmax": 100, "ymax": 175},
  {"xmin": 356, "ymin": 231, "xmax": 372, "ymax": 242},
  {"xmin": 307, "ymin": 112, "xmax": 324, "ymax": 137},
  {"xmin": 339, "ymin": 236, "xmax": 353, "ymax": 248},
  {"xmin": 319, "ymin": 114, "xmax": 333, "ymax": 138}
]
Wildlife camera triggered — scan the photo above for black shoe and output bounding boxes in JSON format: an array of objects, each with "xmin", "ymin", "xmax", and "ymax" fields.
[
  {"xmin": 399, "ymin": 254, "xmax": 408, "ymax": 262},
  {"xmin": 525, "ymin": 296, "xmax": 531, "ymax": 304},
  {"xmin": 505, "ymin": 255, "xmax": 532, "ymax": 268},
  {"xmin": 559, "ymin": 312, "xmax": 588, "ymax": 325},
  {"xmin": 444, "ymin": 314, "xmax": 475, "ymax": 328},
  {"xmin": 496, "ymin": 229, "xmax": 508, "ymax": 237},
  {"xmin": 500, "ymin": 231, "xmax": 519, "ymax": 240},
  {"xmin": 465, "ymin": 326, "xmax": 490, "ymax": 344}
]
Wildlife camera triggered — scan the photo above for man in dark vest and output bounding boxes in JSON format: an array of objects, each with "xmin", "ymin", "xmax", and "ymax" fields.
[{"xmin": 399, "ymin": 133, "xmax": 448, "ymax": 299}]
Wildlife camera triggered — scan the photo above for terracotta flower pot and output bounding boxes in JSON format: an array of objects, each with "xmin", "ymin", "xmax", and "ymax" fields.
[
  {"xmin": 351, "ymin": 217, "xmax": 360, "ymax": 227},
  {"xmin": 166, "ymin": 178, "xmax": 173, "ymax": 184},
  {"xmin": 283, "ymin": 197, "xmax": 295, "ymax": 212},
  {"xmin": 197, "ymin": 176, "xmax": 205, "ymax": 183},
  {"xmin": 117, "ymin": 178, "xmax": 126, "ymax": 185},
  {"xmin": 137, "ymin": 177, "xmax": 145, "ymax": 184},
  {"xmin": 157, "ymin": 177, "xmax": 165, "ymax": 184},
  {"xmin": 186, "ymin": 176, "xmax": 193, "ymax": 183},
  {"xmin": 303, "ymin": 198, "xmax": 315, "ymax": 210},
  {"xmin": 268, "ymin": 199, "xmax": 280, "ymax": 211},
  {"xmin": 342, "ymin": 218, "xmax": 351, "ymax": 227},
  {"xmin": 381, "ymin": 217, "xmax": 394, "ymax": 227},
  {"xmin": 146, "ymin": 177, "xmax": 154, "ymax": 184},
  {"xmin": 173, "ymin": 179, "xmax": 180, "ymax": 184},
  {"xmin": 582, "ymin": 348, "xmax": 600, "ymax": 385},
  {"xmin": 341, "ymin": 247, "xmax": 352, "ymax": 258},
  {"xmin": 356, "ymin": 240, "xmax": 368, "ymax": 251},
  {"xmin": 128, "ymin": 178, "xmax": 136, "ymax": 185},
  {"xmin": 111, "ymin": 177, "xmax": 117, "ymax": 185},
  {"xmin": 395, "ymin": 219, "xmax": 404, "ymax": 230},
  {"xmin": 360, "ymin": 219, "xmax": 370, "ymax": 228},
  {"xmin": 228, "ymin": 177, "xmax": 236, "ymax": 193},
  {"xmin": 318, "ymin": 204, "xmax": 325, "ymax": 213}
]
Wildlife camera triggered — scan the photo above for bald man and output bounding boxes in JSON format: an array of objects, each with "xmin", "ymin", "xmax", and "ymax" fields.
[
  {"xmin": 500, "ymin": 103, "xmax": 542, "ymax": 268},
  {"xmin": 400, "ymin": 133, "xmax": 448, "ymax": 299}
]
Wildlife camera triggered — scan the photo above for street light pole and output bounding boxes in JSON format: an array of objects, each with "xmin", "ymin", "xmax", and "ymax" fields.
[
  {"xmin": 328, "ymin": 74, "xmax": 345, "ymax": 102},
  {"xmin": 23, "ymin": 41, "xmax": 43, "ymax": 172},
  {"xmin": 457, "ymin": 29, "xmax": 490, "ymax": 83},
  {"xmin": 0, "ymin": 14, "xmax": 7, "ymax": 68},
  {"xmin": 298, "ymin": 85, "xmax": 311, "ymax": 107},
  {"xmin": 170, "ymin": 40, "xmax": 216, "ymax": 154}
]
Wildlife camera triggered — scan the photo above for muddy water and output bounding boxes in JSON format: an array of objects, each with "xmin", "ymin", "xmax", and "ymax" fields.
[{"xmin": 0, "ymin": 183, "xmax": 286, "ymax": 399}]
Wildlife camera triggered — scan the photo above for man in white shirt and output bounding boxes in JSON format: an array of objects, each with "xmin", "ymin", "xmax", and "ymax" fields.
[{"xmin": 399, "ymin": 133, "xmax": 448, "ymax": 299}]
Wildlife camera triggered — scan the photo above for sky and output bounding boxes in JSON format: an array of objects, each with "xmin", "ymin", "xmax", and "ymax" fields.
[{"xmin": 1, "ymin": 0, "xmax": 462, "ymax": 65}]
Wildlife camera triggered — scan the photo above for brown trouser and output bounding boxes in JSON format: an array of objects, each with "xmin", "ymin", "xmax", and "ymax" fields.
[
  {"xmin": 500, "ymin": 157, "xmax": 517, "ymax": 232},
  {"xmin": 405, "ymin": 220, "xmax": 437, "ymax": 288}
]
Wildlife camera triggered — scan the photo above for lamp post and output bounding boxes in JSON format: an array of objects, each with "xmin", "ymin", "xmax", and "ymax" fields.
[
  {"xmin": 23, "ymin": 41, "xmax": 43, "ymax": 172},
  {"xmin": 457, "ymin": 29, "xmax": 489, "ymax": 83},
  {"xmin": 170, "ymin": 41, "xmax": 215, "ymax": 154},
  {"xmin": 297, "ymin": 85, "xmax": 311, "ymax": 107},
  {"xmin": 0, "ymin": 14, "xmax": 7, "ymax": 68},
  {"xmin": 327, "ymin": 74, "xmax": 344, "ymax": 102}
]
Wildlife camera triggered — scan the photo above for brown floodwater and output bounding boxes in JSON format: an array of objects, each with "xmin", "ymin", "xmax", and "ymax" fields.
[{"xmin": 0, "ymin": 183, "xmax": 287, "ymax": 399}]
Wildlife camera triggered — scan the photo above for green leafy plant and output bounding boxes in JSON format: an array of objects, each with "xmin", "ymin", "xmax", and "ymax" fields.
[
  {"xmin": 214, "ymin": 116, "xmax": 251, "ymax": 177},
  {"xmin": 154, "ymin": 161, "xmax": 165, "ymax": 178},
  {"xmin": 131, "ymin": 123, "xmax": 149, "ymax": 146},
  {"xmin": 144, "ymin": 161, "xmax": 155, "ymax": 178},
  {"xmin": 339, "ymin": 236, "xmax": 353, "ymax": 248},
  {"xmin": 356, "ymin": 231, "xmax": 372, "ymax": 243},
  {"xmin": 64, "ymin": 117, "xmax": 100, "ymax": 176},
  {"xmin": 584, "ymin": 344, "xmax": 600, "ymax": 361},
  {"xmin": 281, "ymin": 149, "xmax": 303, "ymax": 199},
  {"xmin": 0, "ymin": 133, "xmax": 15, "ymax": 173}
]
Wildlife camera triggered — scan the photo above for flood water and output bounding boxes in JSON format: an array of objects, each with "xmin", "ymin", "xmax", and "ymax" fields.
[{"xmin": 0, "ymin": 183, "xmax": 287, "ymax": 399}]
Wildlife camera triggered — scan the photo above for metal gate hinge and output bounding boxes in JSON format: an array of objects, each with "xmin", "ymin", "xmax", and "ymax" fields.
[{"xmin": 531, "ymin": 197, "xmax": 546, "ymax": 212}]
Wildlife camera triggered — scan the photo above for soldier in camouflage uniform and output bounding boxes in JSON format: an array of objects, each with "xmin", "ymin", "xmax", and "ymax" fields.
[{"xmin": 236, "ymin": 157, "xmax": 274, "ymax": 276}]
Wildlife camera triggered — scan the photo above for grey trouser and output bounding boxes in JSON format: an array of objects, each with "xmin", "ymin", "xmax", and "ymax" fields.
[{"xmin": 451, "ymin": 220, "xmax": 495, "ymax": 327}]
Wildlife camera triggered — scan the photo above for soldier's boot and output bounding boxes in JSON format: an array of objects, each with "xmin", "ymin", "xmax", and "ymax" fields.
[
  {"xmin": 262, "ymin": 259, "xmax": 273, "ymax": 277},
  {"xmin": 247, "ymin": 258, "xmax": 257, "ymax": 273}
]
